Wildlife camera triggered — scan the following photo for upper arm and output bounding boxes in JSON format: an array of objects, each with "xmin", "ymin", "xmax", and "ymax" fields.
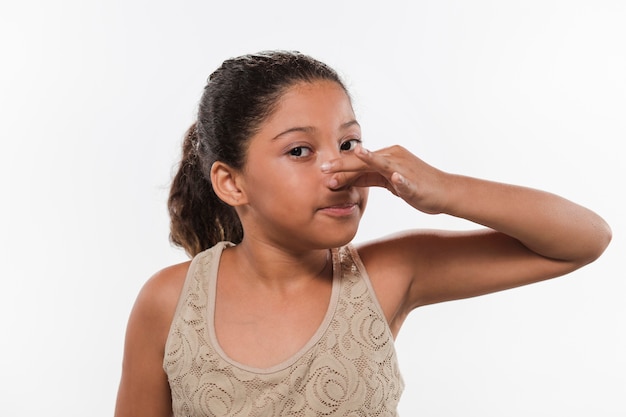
[
  {"xmin": 357, "ymin": 229, "xmax": 582, "ymax": 332},
  {"xmin": 403, "ymin": 229, "xmax": 580, "ymax": 307},
  {"xmin": 114, "ymin": 262, "xmax": 190, "ymax": 417}
]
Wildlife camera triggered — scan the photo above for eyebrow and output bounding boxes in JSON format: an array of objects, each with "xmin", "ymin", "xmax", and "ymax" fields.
[{"xmin": 272, "ymin": 120, "xmax": 360, "ymax": 141}]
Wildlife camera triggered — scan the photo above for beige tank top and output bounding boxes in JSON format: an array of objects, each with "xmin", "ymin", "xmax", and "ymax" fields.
[{"xmin": 164, "ymin": 241, "xmax": 404, "ymax": 416}]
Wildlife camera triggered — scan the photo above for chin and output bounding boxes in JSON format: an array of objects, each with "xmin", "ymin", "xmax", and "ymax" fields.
[{"xmin": 316, "ymin": 224, "xmax": 360, "ymax": 249}]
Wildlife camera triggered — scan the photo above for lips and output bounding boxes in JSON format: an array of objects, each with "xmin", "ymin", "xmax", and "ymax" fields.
[{"xmin": 318, "ymin": 201, "xmax": 359, "ymax": 217}]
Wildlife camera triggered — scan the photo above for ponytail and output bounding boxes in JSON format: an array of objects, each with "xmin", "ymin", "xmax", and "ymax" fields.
[{"xmin": 167, "ymin": 123, "xmax": 243, "ymax": 257}]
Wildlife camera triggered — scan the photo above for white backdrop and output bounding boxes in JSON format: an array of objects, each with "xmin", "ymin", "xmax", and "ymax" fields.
[{"xmin": 1, "ymin": 1, "xmax": 624, "ymax": 415}]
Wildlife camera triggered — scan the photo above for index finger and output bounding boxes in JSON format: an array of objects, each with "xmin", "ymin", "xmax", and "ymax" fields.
[
  {"xmin": 319, "ymin": 146, "xmax": 370, "ymax": 174},
  {"xmin": 352, "ymin": 146, "xmax": 397, "ymax": 176},
  {"xmin": 321, "ymin": 145, "xmax": 397, "ymax": 176}
]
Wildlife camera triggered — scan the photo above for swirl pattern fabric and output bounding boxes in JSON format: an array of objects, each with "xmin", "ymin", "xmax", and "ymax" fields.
[{"xmin": 164, "ymin": 242, "xmax": 404, "ymax": 416}]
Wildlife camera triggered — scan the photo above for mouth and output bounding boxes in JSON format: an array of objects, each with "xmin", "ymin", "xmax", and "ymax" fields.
[{"xmin": 318, "ymin": 202, "xmax": 359, "ymax": 217}]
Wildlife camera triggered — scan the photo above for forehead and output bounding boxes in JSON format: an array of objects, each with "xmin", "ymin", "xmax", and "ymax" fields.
[
  {"xmin": 266, "ymin": 80, "xmax": 355, "ymax": 125},
  {"xmin": 280, "ymin": 79, "xmax": 350, "ymax": 101},
  {"xmin": 278, "ymin": 80, "xmax": 350, "ymax": 103}
]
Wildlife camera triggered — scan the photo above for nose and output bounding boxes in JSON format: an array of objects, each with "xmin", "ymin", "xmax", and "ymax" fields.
[
  {"xmin": 319, "ymin": 143, "xmax": 342, "ymax": 166},
  {"xmin": 322, "ymin": 163, "xmax": 357, "ymax": 192},
  {"xmin": 319, "ymin": 148, "xmax": 342, "ymax": 190},
  {"xmin": 317, "ymin": 145, "xmax": 337, "ymax": 175}
]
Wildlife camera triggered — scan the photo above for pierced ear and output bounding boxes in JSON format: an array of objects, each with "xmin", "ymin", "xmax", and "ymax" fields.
[{"xmin": 210, "ymin": 161, "xmax": 247, "ymax": 206}]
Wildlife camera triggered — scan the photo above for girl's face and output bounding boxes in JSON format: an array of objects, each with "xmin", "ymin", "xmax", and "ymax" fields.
[{"xmin": 236, "ymin": 80, "xmax": 368, "ymax": 251}]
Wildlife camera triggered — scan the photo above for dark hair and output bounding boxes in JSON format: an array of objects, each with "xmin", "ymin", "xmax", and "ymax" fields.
[{"xmin": 168, "ymin": 51, "xmax": 348, "ymax": 257}]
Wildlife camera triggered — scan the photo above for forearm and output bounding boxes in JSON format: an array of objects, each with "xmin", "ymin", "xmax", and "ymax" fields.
[
  {"xmin": 441, "ymin": 174, "xmax": 611, "ymax": 264},
  {"xmin": 322, "ymin": 144, "xmax": 611, "ymax": 264}
]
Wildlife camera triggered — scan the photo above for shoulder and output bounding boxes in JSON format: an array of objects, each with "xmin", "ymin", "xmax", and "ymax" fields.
[
  {"xmin": 354, "ymin": 229, "xmax": 438, "ymax": 276},
  {"xmin": 351, "ymin": 231, "xmax": 433, "ymax": 330},
  {"xmin": 352, "ymin": 229, "xmax": 474, "ymax": 332},
  {"xmin": 354, "ymin": 228, "xmax": 483, "ymax": 274},
  {"xmin": 129, "ymin": 260, "xmax": 192, "ymax": 343},
  {"xmin": 115, "ymin": 261, "xmax": 191, "ymax": 417},
  {"xmin": 142, "ymin": 261, "xmax": 192, "ymax": 302},
  {"xmin": 136, "ymin": 260, "xmax": 192, "ymax": 315}
]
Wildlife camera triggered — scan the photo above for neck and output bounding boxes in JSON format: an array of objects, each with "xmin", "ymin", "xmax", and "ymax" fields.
[{"xmin": 225, "ymin": 237, "xmax": 332, "ymax": 291}]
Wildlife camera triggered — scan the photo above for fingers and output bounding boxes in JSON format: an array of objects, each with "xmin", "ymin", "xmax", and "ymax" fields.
[
  {"xmin": 321, "ymin": 143, "xmax": 447, "ymax": 214},
  {"xmin": 319, "ymin": 148, "xmax": 366, "ymax": 174},
  {"xmin": 326, "ymin": 170, "xmax": 382, "ymax": 190},
  {"xmin": 320, "ymin": 145, "xmax": 394, "ymax": 175},
  {"xmin": 322, "ymin": 145, "xmax": 399, "ymax": 191},
  {"xmin": 354, "ymin": 146, "xmax": 397, "ymax": 177}
]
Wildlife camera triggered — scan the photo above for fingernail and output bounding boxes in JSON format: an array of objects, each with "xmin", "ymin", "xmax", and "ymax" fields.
[
  {"xmin": 357, "ymin": 146, "xmax": 369, "ymax": 156},
  {"xmin": 328, "ymin": 177, "xmax": 339, "ymax": 188},
  {"xmin": 320, "ymin": 162, "xmax": 331, "ymax": 172}
]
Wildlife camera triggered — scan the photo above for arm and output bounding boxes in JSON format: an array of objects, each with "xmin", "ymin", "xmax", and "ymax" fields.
[
  {"xmin": 114, "ymin": 262, "xmax": 189, "ymax": 417},
  {"xmin": 324, "ymin": 145, "xmax": 611, "ymax": 329}
]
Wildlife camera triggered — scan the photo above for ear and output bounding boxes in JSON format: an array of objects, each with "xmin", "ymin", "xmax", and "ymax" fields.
[{"xmin": 210, "ymin": 161, "xmax": 248, "ymax": 206}]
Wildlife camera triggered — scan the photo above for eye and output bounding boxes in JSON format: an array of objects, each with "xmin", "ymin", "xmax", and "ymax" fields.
[
  {"xmin": 340, "ymin": 138, "xmax": 361, "ymax": 152},
  {"xmin": 288, "ymin": 146, "xmax": 312, "ymax": 158}
]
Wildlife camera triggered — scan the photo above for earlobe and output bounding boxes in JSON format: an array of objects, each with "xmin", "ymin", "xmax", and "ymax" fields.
[{"xmin": 210, "ymin": 161, "xmax": 247, "ymax": 206}]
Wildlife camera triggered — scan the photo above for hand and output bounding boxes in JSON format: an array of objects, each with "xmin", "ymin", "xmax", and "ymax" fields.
[{"xmin": 321, "ymin": 144, "xmax": 450, "ymax": 215}]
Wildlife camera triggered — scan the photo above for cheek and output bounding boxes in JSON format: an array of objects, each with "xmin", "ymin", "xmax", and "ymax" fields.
[
  {"xmin": 271, "ymin": 159, "xmax": 321, "ymax": 185},
  {"xmin": 245, "ymin": 160, "xmax": 320, "ymax": 202},
  {"xmin": 359, "ymin": 188, "xmax": 369, "ymax": 212}
]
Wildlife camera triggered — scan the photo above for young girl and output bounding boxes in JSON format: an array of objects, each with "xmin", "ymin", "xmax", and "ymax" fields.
[{"xmin": 114, "ymin": 51, "xmax": 611, "ymax": 417}]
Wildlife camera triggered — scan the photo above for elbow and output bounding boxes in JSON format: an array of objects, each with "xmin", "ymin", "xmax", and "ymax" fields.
[
  {"xmin": 580, "ymin": 217, "xmax": 612, "ymax": 266},
  {"xmin": 596, "ymin": 218, "xmax": 612, "ymax": 257}
]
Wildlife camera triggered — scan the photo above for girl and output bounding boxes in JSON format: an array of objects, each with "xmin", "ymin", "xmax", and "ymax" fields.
[{"xmin": 114, "ymin": 51, "xmax": 611, "ymax": 417}]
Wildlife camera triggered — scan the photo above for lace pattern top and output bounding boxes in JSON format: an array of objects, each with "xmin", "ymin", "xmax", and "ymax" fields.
[{"xmin": 164, "ymin": 241, "xmax": 404, "ymax": 416}]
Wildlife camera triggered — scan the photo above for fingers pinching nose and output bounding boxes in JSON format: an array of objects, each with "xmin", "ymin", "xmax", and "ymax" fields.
[{"xmin": 356, "ymin": 145, "xmax": 370, "ymax": 157}]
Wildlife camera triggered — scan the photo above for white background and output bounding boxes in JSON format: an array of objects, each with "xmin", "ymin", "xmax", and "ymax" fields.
[{"xmin": 1, "ymin": 1, "xmax": 624, "ymax": 415}]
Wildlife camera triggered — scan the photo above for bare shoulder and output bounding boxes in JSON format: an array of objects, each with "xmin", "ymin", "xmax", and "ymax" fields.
[
  {"xmin": 355, "ymin": 228, "xmax": 493, "ymax": 280},
  {"xmin": 353, "ymin": 229, "xmax": 487, "ymax": 334},
  {"xmin": 124, "ymin": 259, "xmax": 193, "ymax": 353},
  {"xmin": 355, "ymin": 229, "xmax": 449, "ymax": 275},
  {"xmin": 353, "ymin": 230, "xmax": 439, "ymax": 331},
  {"xmin": 132, "ymin": 260, "xmax": 192, "ymax": 332},
  {"xmin": 114, "ymin": 260, "xmax": 192, "ymax": 417}
]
